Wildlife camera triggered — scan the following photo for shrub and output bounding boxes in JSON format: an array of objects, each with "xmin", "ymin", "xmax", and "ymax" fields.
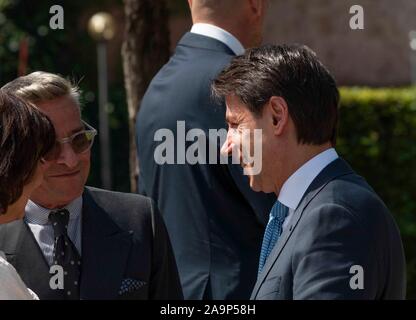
[{"xmin": 338, "ymin": 87, "xmax": 416, "ymax": 298}]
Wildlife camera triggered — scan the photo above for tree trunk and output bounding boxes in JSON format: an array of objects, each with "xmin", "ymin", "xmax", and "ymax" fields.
[{"xmin": 122, "ymin": 0, "xmax": 170, "ymax": 192}]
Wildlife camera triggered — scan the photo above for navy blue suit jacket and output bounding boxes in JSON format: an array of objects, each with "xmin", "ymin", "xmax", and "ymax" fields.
[
  {"xmin": 251, "ymin": 158, "xmax": 406, "ymax": 300},
  {"xmin": 136, "ymin": 32, "xmax": 275, "ymax": 299}
]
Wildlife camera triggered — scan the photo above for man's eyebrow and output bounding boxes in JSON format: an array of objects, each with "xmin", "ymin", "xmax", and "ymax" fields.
[{"xmin": 70, "ymin": 126, "xmax": 84, "ymax": 135}]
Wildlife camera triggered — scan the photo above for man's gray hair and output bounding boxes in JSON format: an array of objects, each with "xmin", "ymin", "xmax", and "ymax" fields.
[{"xmin": 1, "ymin": 71, "xmax": 81, "ymax": 106}]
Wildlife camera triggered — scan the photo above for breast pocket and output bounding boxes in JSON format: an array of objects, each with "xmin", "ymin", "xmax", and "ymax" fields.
[
  {"xmin": 118, "ymin": 283, "xmax": 149, "ymax": 300},
  {"xmin": 257, "ymin": 275, "xmax": 282, "ymax": 300}
]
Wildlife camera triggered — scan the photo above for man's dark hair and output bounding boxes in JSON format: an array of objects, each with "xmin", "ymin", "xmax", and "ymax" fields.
[
  {"xmin": 0, "ymin": 90, "xmax": 56, "ymax": 214},
  {"xmin": 212, "ymin": 44, "xmax": 340, "ymax": 145}
]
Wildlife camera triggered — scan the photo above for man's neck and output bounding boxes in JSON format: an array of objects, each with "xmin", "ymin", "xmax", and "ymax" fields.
[
  {"xmin": 29, "ymin": 198, "xmax": 72, "ymax": 211},
  {"xmin": 191, "ymin": 19, "xmax": 250, "ymax": 48},
  {"xmin": 275, "ymin": 143, "xmax": 334, "ymax": 195}
]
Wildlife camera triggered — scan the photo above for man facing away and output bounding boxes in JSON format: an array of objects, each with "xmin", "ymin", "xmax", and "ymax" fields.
[
  {"xmin": 0, "ymin": 72, "xmax": 183, "ymax": 300},
  {"xmin": 213, "ymin": 44, "xmax": 406, "ymax": 299},
  {"xmin": 136, "ymin": 0, "xmax": 276, "ymax": 299}
]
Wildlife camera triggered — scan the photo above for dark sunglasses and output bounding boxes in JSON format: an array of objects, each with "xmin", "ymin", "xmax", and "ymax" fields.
[{"xmin": 43, "ymin": 120, "xmax": 97, "ymax": 161}]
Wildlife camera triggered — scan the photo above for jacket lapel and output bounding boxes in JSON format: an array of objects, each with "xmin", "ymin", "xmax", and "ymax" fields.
[
  {"xmin": 1, "ymin": 220, "xmax": 58, "ymax": 299},
  {"xmin": 80, "ymin": 189, "xmax": 133, "ymax": 300},
  {"xmin": 251, "ymin": 158, "xmax": 354, "ymax": 299}
]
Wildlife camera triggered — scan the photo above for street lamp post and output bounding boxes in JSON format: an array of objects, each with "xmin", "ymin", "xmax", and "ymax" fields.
[
  {"xmin": 409, "ymin": 31, "xmax": 416, "ymax": 85},
  {"xmin": 88, "ymin": 12, "xmax": 115, "ymax": 189}
]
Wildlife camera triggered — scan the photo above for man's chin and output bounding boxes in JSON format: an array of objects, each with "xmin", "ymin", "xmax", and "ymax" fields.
[
  {"xmin": 248, "ymin": 176, "xmax": 262, "ymax": 192},
  {"xmin": 31, "ymin": 184, "xmax": 84, "ymax": 208},
  {"xmin": 56, "ymin": 187, "xmax": 84, "ymax": 200}
]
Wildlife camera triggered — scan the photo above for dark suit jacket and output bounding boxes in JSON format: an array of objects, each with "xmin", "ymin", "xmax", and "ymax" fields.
[
  {"xmin": 136, "ymin": 32, "xmax": 275, "ymax": 299},
  {"xmin": 251, "ymin": 158, "xmax": 406, "ymax": 300},
  {"xmin": 0, "ymin": 187, "xmax": 183, "ymax": 300}
]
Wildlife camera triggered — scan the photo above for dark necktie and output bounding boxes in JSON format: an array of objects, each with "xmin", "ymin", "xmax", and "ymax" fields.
[
  {"xmin": 258, "ymin": 201, "xmax": 289, "ymax": 275},
  {"xmin": 48, "ymin": 209, "xmax": 81, "ymax": 300}
]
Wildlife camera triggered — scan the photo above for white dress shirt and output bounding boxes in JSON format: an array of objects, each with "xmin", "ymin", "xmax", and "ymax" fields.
[
  {"xmin": 24, "ymin": 197, "xmax": 83, "ymax": 266},
  {"xmin": 191, "ymin": 23, "xmax": 245, "ymax": 55},
  {"xmin": 279, "ymin": 148, "xmax": 339, "ymax": 231},
  {"xmin": 0, "ymin": 251, "xmax": 38, "ymax": 300}
]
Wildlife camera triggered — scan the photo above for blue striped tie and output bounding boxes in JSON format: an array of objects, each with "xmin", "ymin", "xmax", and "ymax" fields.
[{"xmin": 258, "ymin": 201, "xmax": 289, "ymax": 275}]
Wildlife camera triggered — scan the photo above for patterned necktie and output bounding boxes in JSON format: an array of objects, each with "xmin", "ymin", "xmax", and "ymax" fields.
[
  {"xmin": 48, "ymin": 209, "xmax": 81, "ymax": 300},
  {"xmin": 258, "ymin": 201, "xmax": 289, "ymax": 275}
]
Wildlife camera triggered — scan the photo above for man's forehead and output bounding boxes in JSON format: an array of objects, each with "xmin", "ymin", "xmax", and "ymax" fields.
[
  {"xmin": 36, "ymin": 95, "xmax": 79, "ymax": 109},
  {"xmin": 225, "ymin": 95, "xmax": 247, "ymax": 120},
  {"xmin": 36, "ymin": 96, "xmax": 79, "ymax": 116},
  {"xmin": 35, "ymin": 96, "xmax": 83, "ymax": 135}
]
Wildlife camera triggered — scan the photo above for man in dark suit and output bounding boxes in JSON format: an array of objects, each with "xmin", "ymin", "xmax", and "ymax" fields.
[
  {"xmin": 136, "ymin": 0, "xmax": 275, "ymax": 299},
  {"xmin": 212, "ymin": 44, "xmax": 406, "ymax": 299},
  {"xmin": 0, "ymin": 72, "xmax": 182, "ymax": 300}
]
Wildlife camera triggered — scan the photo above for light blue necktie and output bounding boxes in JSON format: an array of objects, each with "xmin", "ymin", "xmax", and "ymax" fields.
[{"xmin": 258, "ymin": 200, "xmax": 289, "ymax": 275}]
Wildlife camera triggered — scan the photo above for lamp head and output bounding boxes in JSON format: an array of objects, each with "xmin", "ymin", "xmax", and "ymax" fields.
[{"xmin": 88, "ymin": 12, "xmax": 115, "ymax": 42}]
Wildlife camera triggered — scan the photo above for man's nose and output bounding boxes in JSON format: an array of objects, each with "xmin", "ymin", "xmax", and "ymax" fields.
[
  {"xmin": 56, "ymin": 142, "xmax": 79, "ymax": 168},
  {"xmin": 221, "ymin": 129, "xmax": 236, "ymax": 157}
]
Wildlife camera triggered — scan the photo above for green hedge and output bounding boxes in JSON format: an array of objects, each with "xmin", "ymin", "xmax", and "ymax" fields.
[{"xmin": 338, "ymin": 87, "xmax": 416, "ymax": 298}]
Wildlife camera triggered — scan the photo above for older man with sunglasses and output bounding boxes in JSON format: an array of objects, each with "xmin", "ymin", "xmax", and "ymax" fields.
[{"xmin": 0, "ymin": 72, "xmax": 183, "ymax": 300}]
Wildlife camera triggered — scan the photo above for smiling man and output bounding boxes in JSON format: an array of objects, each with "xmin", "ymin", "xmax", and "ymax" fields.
[
  {"xmin": 212, "ymin": 44, "xmax": 406, "ymax": 299},
  {"xmin": 0, "ymin": 72, "xmax": 182, "ymax": 300}
]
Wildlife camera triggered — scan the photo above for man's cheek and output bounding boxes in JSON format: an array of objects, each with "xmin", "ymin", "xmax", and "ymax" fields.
[
  {"xmin": 241, "ymin": 129, "xmax": 263, "ymax": 175},
  {"xmin": 230, "ymin": 130, "xmax": 244, "ymax": 164}
]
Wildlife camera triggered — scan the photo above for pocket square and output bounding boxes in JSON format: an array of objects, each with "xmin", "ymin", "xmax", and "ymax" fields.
[{"xmin": 119, "ymin": 278, "xmax": 147, "ymax": 295}]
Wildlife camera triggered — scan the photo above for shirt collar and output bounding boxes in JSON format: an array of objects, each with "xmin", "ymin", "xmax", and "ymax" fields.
[
  {"xmin": 190, "ymin": 23, "xmax": 245, "ymax": 55},
  {"xmin": 25, "ymin": 196, "xmax": 83, "ymax": 225},
  {"xmin": 278, "ymin": 148, "xmax": 339, "ymax": 210}
]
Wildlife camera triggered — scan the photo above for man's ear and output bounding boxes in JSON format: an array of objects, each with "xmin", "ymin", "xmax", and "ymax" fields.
[{"xmin": 269, "ymin": 96, "xmax": 289, "ymax": 136}]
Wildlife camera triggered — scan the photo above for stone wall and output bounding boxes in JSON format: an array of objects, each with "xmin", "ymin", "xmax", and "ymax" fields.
[
  {"xmin": 170, "ymin": 0, "xmax": 416, "ymax": 86},
  {"xmin": 263, "ymin": 0, "xmax": 416, "ymax": 86}
]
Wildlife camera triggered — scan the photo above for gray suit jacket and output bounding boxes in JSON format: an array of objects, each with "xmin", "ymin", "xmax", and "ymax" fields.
[
  {"xmin": 251, "ymin": 158, "xmax": 406, "ymax": 300},
  {"xmin": 0, "ymin": 187, "xmax": 183, "ymax": 300}
]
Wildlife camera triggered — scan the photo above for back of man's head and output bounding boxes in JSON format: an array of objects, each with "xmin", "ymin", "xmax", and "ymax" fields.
[
  {"xmin": 1, "ymin": 71, "xmax": 80, "ymax": 107},
  {"xmin": 190, "ymin": 0, "xmax": 238, "ymax": 20},
  {"xmin": 188, "ymin": 0, "xmax": 268, "ymax": 48}
]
